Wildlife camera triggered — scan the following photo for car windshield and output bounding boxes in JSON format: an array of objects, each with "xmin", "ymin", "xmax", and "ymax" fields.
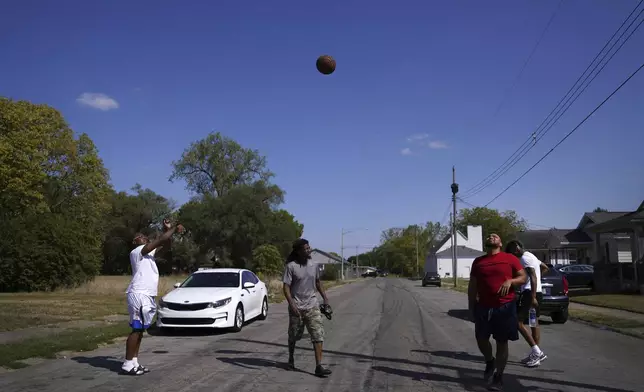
[{"xmin": 181, "ymin": 272, "xmax": 240, "ymax": 288}]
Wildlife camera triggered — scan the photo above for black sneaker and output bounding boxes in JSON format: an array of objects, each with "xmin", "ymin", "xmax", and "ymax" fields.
[
  {"xmin": 488, "ymin": 372, "xmax": 503, "ymax": 391},
  {"xmin": 137, "ymin": 365, "xmax": 150, "ymax": 373},
  {"xmin": 483, "ymin": 358, "xmax": 495, "ymax": 381},
  {"xmin": 315, "ymin": 365, "xmax": 332, "ymax": 377},
  {"xmin": 121, "ymin": 366, "xmax": 144, "ymax": 376}
]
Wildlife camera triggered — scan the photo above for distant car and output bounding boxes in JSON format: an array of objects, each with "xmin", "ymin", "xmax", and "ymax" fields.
[
  {"xmin": 362, "ymin": 270, "xmax": 378, "ymax": 278},
  {"xmin": 422, "ymin": 272, "xmax": 442, "ymax": 287},
  {"xmin": 378, "ymin": 270, "xmax": 389, "ymax": 277},
  {"xmin": 157, "ymin": 268, "xmax": 268, "ymax": 332},
  {"xmin": 520, "ymin": 264, "xmax": 569, "ymax": 324},
  {"xmin": 557, "ymin": 264, "xmax": 594, "ymax": 289}
]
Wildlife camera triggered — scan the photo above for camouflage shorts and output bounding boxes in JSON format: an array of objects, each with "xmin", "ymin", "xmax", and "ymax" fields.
[{"xmin": 288, "ymin": 306, "xmax": 325, "ymax": 343}]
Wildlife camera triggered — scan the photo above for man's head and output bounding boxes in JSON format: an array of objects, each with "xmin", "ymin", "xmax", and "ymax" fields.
[
  {"xmin": 290, "ymin": 238, "xmax": 312, "ymax": 263},
  {"xmin": 132, "ymin": 232, "xmax": 149, "ymax": 246},
  {"xmin": 505, "ymin": 240, "xmax": 524, "ymax": 257},
  {"xmin": 484, "ymin": 233, "xmax": 502, "ymax": 251}
]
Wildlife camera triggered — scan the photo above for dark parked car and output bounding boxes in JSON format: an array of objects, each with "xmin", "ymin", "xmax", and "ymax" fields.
[
  {"xmin": 557, "ymin": 264, "xmax": 594, "ymax": 289},
  {"xmin": 422, "ymin": 272, "xmax": 442, "ymax": 287},
  {"xmin": 532, "ymin": 265, "xmax": 570, "ymax": 324}
]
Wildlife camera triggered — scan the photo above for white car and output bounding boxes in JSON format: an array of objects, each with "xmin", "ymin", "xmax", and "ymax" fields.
[{"xmin": 157, "ymin": 268, "xmax": 268, "ymax": 332}]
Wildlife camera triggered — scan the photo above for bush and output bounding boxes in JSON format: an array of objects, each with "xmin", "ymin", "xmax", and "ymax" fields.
[
  {"xmin": 0, "ymin": 213, "xmax": 101, "ymax": 292},
  {"xmin": 320, "ymin": 264, "xmax": 340, "ymax": 281}
]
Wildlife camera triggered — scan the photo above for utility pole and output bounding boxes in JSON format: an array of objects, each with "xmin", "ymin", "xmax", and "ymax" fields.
[
  {"xmin": 340, "ymin": 229, "xmax": 345, "ymax": 280},
  {"xmin": 416, "ymin": 225, "xmax": 420, "ymax": 277},
  {"xmin": 356, "ymin": 245, "xmax": 359, "ymax": 277},
  {"xmin": 451, "ymin": 166, "xmax": 459, "ymax": 288}
]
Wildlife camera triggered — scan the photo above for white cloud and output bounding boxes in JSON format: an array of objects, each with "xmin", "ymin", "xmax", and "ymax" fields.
[
  {"xmin": 76, "ymin": 93, "xmax": 119, "ymax": 111},
  {"xmin": 400, "ymin": 147, "xmax": 412, "ymax": 156},
  {"xmin": 428, "ymin": 140, "xmax": 448, "ymax": 149},
  {"xmin": 406, "ymin": 133, "xmax": 429, "ymax": 142}
]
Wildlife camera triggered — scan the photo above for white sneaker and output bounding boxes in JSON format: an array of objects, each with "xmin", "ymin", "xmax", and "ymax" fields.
[
  {"xmin": 520, "ymin": 353, "xmax": 532, "ymax": 364},
  {"xmin": 526, "ymin": 351, "xmax": 547, "ymax": 368}
]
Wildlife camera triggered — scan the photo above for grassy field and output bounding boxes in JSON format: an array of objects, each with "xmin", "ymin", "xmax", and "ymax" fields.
[
  {"xmin": 0, "ymin": 275, "xmax": 354, "ymax": 369},
  {"xmin": 570, "ymin": 293, "xmax": 644, "ymax": 315}
]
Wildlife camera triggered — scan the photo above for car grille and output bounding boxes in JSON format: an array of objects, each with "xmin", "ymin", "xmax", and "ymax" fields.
[
  {"xmin": 164, "ymin": 302, "xmax": 210, "ymax": 311},
  {"xmin": 160, "ymin": 317, "xmax": 217, "ymax": 325}
]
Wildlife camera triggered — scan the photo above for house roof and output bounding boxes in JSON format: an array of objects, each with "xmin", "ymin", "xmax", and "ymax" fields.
[
  {"xmin": 515, "ymin": 229, "xmax": 592, "ymax": 250},
  {"xmin": 584, "ymin": 209, "xmax": 644, "ymax": 233},
  {"xmin": 436, "ymin": 245, "xmax": 485, "ymax": 258},
  {"xmin": 430, "ymin": 229, "xmax": 468, "ymax": 253},
  {"xmin": 577, "ymin": 211, "xmax": 630, "ymax": 230},
  {"xmin": 312, "ymin": 249, "xmax": 343, "ymax": 263}
]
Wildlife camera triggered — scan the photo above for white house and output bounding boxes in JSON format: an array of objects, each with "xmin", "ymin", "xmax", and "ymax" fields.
[{"xmin": 424, "ymin": 225, "xmax": 484, "ymax": 279}]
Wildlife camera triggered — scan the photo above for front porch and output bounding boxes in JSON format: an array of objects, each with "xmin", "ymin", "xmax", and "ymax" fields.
[{"xmin": 585, "ymin": 209, "xmax": 644, "ymax": 293}]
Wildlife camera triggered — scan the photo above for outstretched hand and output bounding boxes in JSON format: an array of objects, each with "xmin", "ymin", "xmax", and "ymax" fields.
[{"xmin": 162, "ymin": 219, "xmax": 172, "ymax": 231}]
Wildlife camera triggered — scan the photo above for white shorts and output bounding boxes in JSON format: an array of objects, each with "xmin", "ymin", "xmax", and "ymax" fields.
[{"xmin": 126, "ymin": 292, "xmax": 157, "ymax": 330}]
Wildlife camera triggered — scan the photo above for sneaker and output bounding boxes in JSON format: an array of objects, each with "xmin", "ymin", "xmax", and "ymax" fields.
[
  {"xmin": 520, "ymin": 353, "xmax": 532, "ymax": 364},
  {"xmin": 487, "ymin": 372, "xmax": 503, "ymax": 391},
  {"xmin": 526, "ymin": 351, "xmax": 547, "ymax": 368},
  {"xmin": 287, "ymin": 359, "xmax": 296, "ymax": 371},
  {"xmin": 121, "ymin": 365, "xmax": 144, "ymax": 376},
  {"xmin": 137, "ymin": 364, "xmax": 150, "ymax": 373},
  {"xmin": 483, "ymin": 358, "xmax": 495, "ymax": 382},
  {"xmin": 315, "ymin": 365, "xmax": 332, "ymax": 377}
]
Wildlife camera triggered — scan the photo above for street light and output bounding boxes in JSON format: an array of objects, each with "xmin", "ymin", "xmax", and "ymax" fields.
[{"xmin": 340, "ymin": 227, "xmax": 368, "ymax": 280}]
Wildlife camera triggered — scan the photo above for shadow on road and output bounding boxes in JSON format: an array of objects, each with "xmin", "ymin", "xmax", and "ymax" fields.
[
  {"xmin": 71, "ymin": 356, "xmax": 122, "ymax": 373},
  {"xmin": 447, "ymin": 309, "xmax": 473, "ymax": 323},
  {"xmin": 228, "ymin": 338, "xmax": 635, "ymax": 392},
  {"xmin": 446, "ymin": 309, "xmax": 553, "ymax": 326},
  {"xmin": 217, "ymin": 356, "xmax": 291, "ymax": 371},
  {"xmin": 411, "ymin": 350, "xmax": 542, "ymax": 369}
]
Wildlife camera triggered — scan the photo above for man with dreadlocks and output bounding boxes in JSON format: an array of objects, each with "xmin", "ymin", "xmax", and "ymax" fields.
[{"xmin": 282, "ymin": 238, "xmax": 332, "ymax": 377}]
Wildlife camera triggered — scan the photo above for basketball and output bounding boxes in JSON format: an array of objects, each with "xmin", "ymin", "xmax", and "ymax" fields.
[{"xmin": 316, "ymin": 55, "xmax": 336, "ymax": 75}]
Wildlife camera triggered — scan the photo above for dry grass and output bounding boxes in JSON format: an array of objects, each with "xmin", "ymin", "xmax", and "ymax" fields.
[
  {"xmin": 0, "ymin": 275, "xmax": 352, "ymax": 332},
  {"xmin": 0, "ymin": 275, "xmax": 187, "ymax": 332}
]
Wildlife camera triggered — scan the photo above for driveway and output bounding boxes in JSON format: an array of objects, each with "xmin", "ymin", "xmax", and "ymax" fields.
[{"xmin": 0, "ymin": 278, "xmax": 642, "ymax": 391}]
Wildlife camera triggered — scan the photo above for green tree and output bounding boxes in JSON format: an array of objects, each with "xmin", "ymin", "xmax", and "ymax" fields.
[
  {"xmin": 169, "ymin": 132, "xmax": 274, "ymax": 197},
  {"xmin": 593, "ymin": 207, "xmax": 608, "ymax": 213},
  {"xmin": 455, "ymin": 207, "xmax": 527, "ymax": 243},
  {"xmin": 102, "ymin": 185, "xmax": 176, "ymax": 274},
  {"xmin": 0, "ymin": 98, "xmax": 111, "ymax": 291},
  {"xmin": 252, "ymin": 244, "xmax": 283, "ymax": 275}
]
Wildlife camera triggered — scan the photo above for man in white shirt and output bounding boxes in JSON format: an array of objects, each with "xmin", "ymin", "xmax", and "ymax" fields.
[
  {"xmin": 122, "ymin": 219, "xmax": 184, "ymax": 375},
  {"xmin": 505, "ymin": 240, "xmax": 550, "ymax": 368}
]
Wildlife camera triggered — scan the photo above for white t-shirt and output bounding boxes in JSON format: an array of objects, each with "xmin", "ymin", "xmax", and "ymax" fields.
[
  {"xmin": 520, "ymin": 251, "xmax": 542, "ymax": 293},
  {"xmin": 126, "ymin": 245, "xmax": 159, "ymax": 296}
]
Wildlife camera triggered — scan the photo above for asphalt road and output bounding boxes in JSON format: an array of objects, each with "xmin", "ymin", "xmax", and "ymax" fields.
[{"xmin": 1, "ymin": 278, "xmax": 643, "ymax": 392}]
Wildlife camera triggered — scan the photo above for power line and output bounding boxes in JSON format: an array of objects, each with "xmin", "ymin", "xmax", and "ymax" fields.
[
  {"xmin": 484, "ymin": 59, "xmax": 644, "ymax": 207},
  {"xmin": 463, "ymin": 9, "xmax": 644, "ymax": 200},
  {"xmin": 461, "ymin": 0, "xmax": 644, "ymax": 199},
  {"xmin": 489, "ymin": 0, "xmax": 565, "ymax": 120}
]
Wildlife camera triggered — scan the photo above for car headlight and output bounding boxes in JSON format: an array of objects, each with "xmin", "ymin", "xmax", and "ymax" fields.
[
  {"xmin": 207, "ymin": 297, "xmax": 232, "ymax": 308},
  {"xmin": 159, "ymin": 299, "xmax": 167, "ymax": 309}
]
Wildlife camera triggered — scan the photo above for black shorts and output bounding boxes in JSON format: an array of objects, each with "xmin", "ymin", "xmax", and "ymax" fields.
[
  {"xmin": 474, "ymin": 301, "xmax": 519, "ymax": 343},
  {"xmin": 517, "ymin": 290, "xmax": 543, "ymax": 323}
]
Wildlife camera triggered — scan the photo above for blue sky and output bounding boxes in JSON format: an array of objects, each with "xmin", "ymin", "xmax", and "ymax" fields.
[{"xmin": 2, "ymin": 0, "xmax": 643, "ymax": 256}]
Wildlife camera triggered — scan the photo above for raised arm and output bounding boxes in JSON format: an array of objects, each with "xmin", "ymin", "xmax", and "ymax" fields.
[{"xmin": 141, "ymin": 220, "xmax": 184, "ymax": 256}]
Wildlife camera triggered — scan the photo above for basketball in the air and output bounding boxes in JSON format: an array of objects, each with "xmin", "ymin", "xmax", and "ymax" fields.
[{"xmin": 316, "ymin": 55, "xmax": 336, "ymax": 75}]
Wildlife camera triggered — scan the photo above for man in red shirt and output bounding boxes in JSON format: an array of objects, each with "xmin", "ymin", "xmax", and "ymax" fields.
[{"xmin": 468, "ymin": 233, "xmax": 527, "ymax": 391}]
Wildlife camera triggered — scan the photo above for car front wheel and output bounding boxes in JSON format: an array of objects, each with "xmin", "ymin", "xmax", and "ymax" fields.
[
  {"xmin": 232, "ymin": 304, "xmax": 245, "ymax": 332},
  {"xmin": 551, "ymin": 308, "xmax": 569, "ymax": 324},
  {"xmin": 258, "ymin": 297, "xmax": 268, "ymax": 320}
]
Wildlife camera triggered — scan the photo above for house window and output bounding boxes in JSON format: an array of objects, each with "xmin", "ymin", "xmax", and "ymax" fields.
[{"xmin": 568, "ymin": 249, "xmax": 577, "ymax": 264}]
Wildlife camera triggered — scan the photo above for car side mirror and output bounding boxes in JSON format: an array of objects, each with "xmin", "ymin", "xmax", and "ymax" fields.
[
  {"xmin": 243, "ymin": 282, "xmax": 255, "ymax": 289},
  {"xmin": 173, "ymin": 283, "xmax": 181, "ymax": 288}
]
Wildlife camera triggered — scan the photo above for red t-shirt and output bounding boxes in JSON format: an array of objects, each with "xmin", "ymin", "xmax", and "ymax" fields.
[{"xmin": 470, "ymin": 251, "xmax": 523, "ymax": 308}]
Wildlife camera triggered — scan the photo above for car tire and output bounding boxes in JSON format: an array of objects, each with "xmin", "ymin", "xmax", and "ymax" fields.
[
  {"xmin": 551, "ymin": 308, "xmax": 569, "ymax": 324},
  {"xmin": 437, "ymin": 283, "xmax": 442, "ymax": 288},
  {"xmin": 232, "ymin": 304, "xmax": 245, "ymax": 332},
  {"xmin": 422, "ymin": 283, "xmax": 427, "ymax": 287},
  {"xmin": 258, "ymin": 297, "xmax": 268, "ymax": 320}
]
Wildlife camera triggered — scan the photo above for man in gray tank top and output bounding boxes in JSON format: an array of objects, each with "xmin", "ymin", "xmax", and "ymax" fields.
[{"xmin": 283, "ymin": 238, "xmax": 332, "ymax": 377}]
